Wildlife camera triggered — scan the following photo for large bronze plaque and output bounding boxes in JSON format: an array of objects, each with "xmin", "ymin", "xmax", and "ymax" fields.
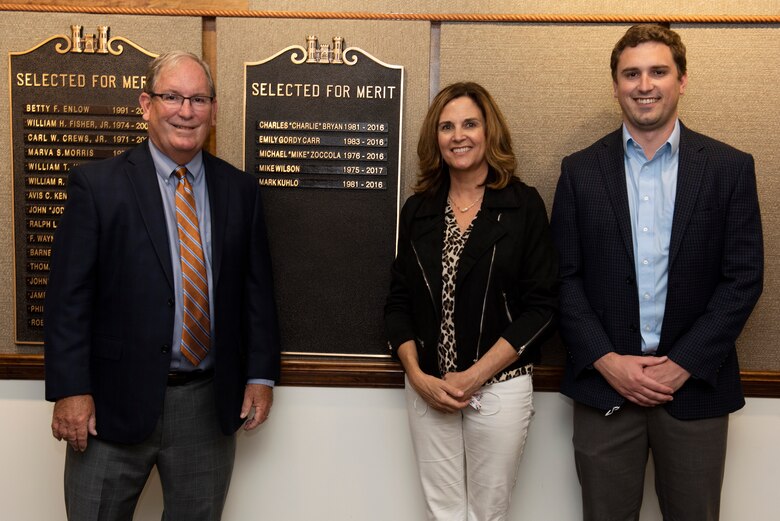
[
  {"xmin": 244, "ymin": 37, "xmax": 403, "ymax": 357},
  {"xmin": 9, "ymin": 26, "xmax": 156, "ymax": 343}
]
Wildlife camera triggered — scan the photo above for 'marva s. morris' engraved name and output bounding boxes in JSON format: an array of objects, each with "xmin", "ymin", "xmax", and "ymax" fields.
[{"xmin": 26, "ymin": 148, "xmax": 95, "ymax": 158}]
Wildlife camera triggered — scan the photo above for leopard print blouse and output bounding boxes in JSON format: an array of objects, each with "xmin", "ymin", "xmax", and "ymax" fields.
[{"xmin": 437, "ymin": 204, "xmax": 532, "ymax": 384}]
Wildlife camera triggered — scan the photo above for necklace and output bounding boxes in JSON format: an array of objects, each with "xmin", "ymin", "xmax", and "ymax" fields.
[{"xmin": 448, "ymin": 194, "xmax": 483, "ymax": 213}]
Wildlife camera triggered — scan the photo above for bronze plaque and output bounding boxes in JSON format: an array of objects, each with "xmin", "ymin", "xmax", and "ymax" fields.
[
  {"xmin": 244, "ymin": 37, "xmax": 403, "ymax": 357},
  {"xmin": 9, "ymin": 26, "xmax": 156, "ymax": 343}
]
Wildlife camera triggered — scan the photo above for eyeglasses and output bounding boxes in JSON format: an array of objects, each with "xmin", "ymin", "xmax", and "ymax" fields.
[{"xmin": 149, "ymin": 92, "xmax": 214, "ymax": 109}]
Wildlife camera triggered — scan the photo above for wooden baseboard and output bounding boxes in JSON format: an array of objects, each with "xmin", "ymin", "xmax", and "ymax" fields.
[{"xmin": 3, "ymin": 354, "xmax": 779, "ymax": 398}]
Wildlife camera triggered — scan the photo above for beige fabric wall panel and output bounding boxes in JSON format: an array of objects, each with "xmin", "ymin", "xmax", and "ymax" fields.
[
  {"xmin": 440, "ymin": 24, "xmax": 629, "ymax": 208},
  {"xmin": 440, "ymin": 23, "xmax": 779, "ymax": 371},
  {"xmin": 215, "ymin": 17, "xmax": 430, "ymax": 196},
  {"xmin": 674, "ymin": 25, "xmax": 780, "ymax": 370},
  {"xmin": 0, "ymin": 13, "xmax": 201, "ymax": 355},
  {"xmin": 250, "ymin": 0, "xmax": 780, "ymax": 16}
]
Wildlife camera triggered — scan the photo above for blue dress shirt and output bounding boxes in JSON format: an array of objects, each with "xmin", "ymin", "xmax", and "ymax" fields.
[
  {"xmin": 150, "ymin": 141, "xmax": 273, "ymax": 386},
  {"xmin": 623, "ymin": 120, "xmax": 680, "ymax": 354}
]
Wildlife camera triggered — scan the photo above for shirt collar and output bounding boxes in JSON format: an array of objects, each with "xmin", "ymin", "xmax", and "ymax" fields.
[
  {"xmin": 622, "ymin": 118, "xmax": 681, "ymax": 159},
  {"xmin": 148, "ymin": 139, "xmax": 204, "ymax": 183}
]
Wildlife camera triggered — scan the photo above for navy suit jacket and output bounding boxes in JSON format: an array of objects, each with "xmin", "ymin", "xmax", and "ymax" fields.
[
  {"xmin": 44, "ymin": 141, "xmax": 280, "ymax": 443},
  {"xmin": 550, "ymin": 124, "xmax": 763, "ymax": 420}
]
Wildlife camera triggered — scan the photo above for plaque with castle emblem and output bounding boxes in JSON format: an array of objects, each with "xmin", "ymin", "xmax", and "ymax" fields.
[
  {"xmin": 244, "ymin": 37, "xmax": 403, "ymax": 357},
  {"xmin": 9, "ymin": 26, "xmax": 157, "ymax": 343}
]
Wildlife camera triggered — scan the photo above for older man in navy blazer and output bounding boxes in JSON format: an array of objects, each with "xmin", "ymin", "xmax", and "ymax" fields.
[
  {"xmin": 551, "ymin": 25, "xmax": 763, "ymax": 521},
  {"xmin": 45, "ymin": 51, "xmax": 280, "ymax": 520}
]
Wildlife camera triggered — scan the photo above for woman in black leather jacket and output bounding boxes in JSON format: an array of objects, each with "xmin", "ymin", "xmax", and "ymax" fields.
[{"xmin": 384, "ymin": 82, "xmax": 558, "ymax": 521}]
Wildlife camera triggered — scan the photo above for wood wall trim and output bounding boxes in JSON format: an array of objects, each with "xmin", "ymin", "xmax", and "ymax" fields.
[
  {"xmin": 1, "ymin": 5, "xmax": 779, "ymax": 23},
  {"xmin": 3, "ymin": 354, "xmax": 779, "ymax": 398}
]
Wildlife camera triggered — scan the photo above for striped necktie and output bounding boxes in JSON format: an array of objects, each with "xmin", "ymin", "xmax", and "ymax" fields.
[{"xmin": 173, "ymin": 166, "xmax": 210, "ymax": 366}]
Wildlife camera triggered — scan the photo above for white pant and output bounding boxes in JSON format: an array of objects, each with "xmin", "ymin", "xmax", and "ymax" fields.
[{"xmin": 405, "ymin": 374, "xmax": 534, "ymax": 521}]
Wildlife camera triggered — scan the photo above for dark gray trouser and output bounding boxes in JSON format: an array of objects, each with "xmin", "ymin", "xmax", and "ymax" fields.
[
  {"xmin": 573, "ymin": 401, "xmax": 728, "ymax": 521},
  {"xmin": 64, "ymin": 377, "xmax": 236, "ymax": 521}
]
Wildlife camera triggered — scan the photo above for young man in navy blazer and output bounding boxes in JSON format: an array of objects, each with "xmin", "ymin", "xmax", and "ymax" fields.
[
  {"xmin": 45, "ymin": 51, "xmax": 280, "ymax": 520},
  {"xmin": 551, "ymin": 25, "xmax": 763, "ymax": 521}
]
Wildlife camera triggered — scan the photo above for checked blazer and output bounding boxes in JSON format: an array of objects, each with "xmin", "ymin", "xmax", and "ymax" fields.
[{"xmin": 550, "ymin": 123, "xmax": 763, "ymax": 420}]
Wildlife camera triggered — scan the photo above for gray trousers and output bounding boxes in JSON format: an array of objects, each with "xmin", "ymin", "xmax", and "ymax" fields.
[
  {"xmin": 64, "ymin": 377, "xmax": 236, "ymax": 521},
  {"xmin": 573, "ymin": 401, "xmax": 728, "ymax": 521}
]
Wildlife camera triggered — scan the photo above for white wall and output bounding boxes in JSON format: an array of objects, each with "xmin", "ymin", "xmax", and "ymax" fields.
[{"xmin": 1, "ymin": 380, "xmax": 778, "ymax": 520}]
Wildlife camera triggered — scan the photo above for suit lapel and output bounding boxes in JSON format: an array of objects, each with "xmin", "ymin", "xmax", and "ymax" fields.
[
  {"xmin": 599, "ymin": 129, "xmax": 636, "ymax": 267},
  {"xmin": 669, "ymin": 125, "xmax": 706, "ymax": 267},
  {"xmin": 203, "ymin": 152, "xmax": 228, "ymax": 290},
  {"xmin": 125, "ymin": 142, "xmax": 174, "ymax": 290}
]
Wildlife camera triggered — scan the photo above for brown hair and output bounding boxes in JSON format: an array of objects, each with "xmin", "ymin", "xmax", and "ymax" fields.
[
  {"xmin": 143, "ymin": 50, "xmax": 216, "ymax": 97},
  {"xmin": 611, "ymin": 24, "xmax": 687, "ymax": 81},
  {"xmin": 415, "ymin": 82, "xmax": 517, "ymax": 196}
]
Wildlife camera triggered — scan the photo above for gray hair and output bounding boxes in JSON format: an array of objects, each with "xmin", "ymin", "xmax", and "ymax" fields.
[{"xmin": 143, "ymin": 50, "xmax": 215, "ymax": 97}]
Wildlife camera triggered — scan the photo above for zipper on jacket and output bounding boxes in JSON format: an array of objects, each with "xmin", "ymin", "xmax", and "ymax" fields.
[
  {"xmin": 515, "ymin": 313, "xmax": 554, "ymax": 357},
  {"xmin": 411, "ymin": 242, "xmax": 439, "ymax": 320},
  {"xmin": 411, "ymin": 242, "xmax": 442, "ymax": 355},
  {"xmin": 474, "ymin": 213, "xmax": 501, "ymax": 362},
  {"xmin": 502, "ymin": 291, "xmax": 513, "ymax": 322}
]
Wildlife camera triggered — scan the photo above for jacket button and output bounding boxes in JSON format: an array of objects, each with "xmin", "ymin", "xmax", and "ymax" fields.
[
  {"xmin": 167, "ymin": 298, "xmax": 174, "ymax": 307},
  {"xmin": 629, "ymin": 324, "xmax": 638, "ymax": 332},
  {"xmin": 625, "ymin": 276, "xmax": 635, "ymax": 285},
  {"xmin": 161, "ymin": 344, "xmax": 170, "ymax": 354}
]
